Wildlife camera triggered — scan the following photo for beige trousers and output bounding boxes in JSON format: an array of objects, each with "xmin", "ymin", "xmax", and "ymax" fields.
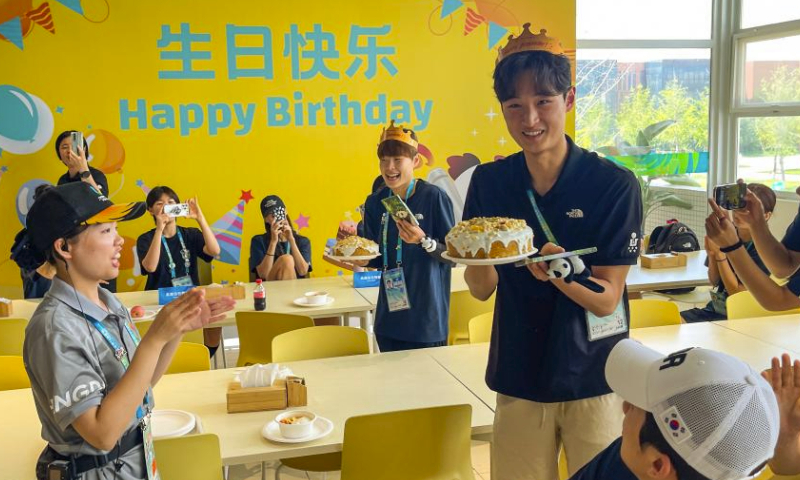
[{"xmin": 491, "ymin": 392, "xmax": 624, "ymax": 480}]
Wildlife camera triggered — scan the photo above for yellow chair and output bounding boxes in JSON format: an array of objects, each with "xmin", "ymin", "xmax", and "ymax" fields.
[
  {"xmin": 271, "ymin": 325, "xmax": 370, "ymax": 480},
  {"xmin": 558, "ymin": 447, "xmax": 569, "ymax": 480},
  {"xmin": 468, "ymin": 312, "xmax": 493, "ymax": 344},
  {"xmin": 339, "ymin": 404, "xmax": 474, "ymax": 480},
  {"xmin": 154, "ymin": 433, "xmax": 223, "ymax": 480},
  {"xmin": 629, "ymin": 299, "xmax": 682, "ymax": 328},
  {"xmin": 448, "ymin": 290, "xmax": 495, "ymax": 345},
  {"xmin": 0, "ymin": 356, "xmax": 30, "ymax": 390},
  {"xmin": 726, "ymin": 290, "xmax": 800, "ymax": 320},
  {"xmin": 236, "ymin": 312, "xmax": 314, "ymax": 367},
  {"xmin": 0, "ymin": 318, "xmax": 27, "ymax": 355},
  {"xmin": 134, "ymin": 319, "xmax": 205, "ymax": 345},
  {"xmin": 165, "ymin": 342, "xmax": 210, "ymax": 374},
  {"xmin": 272, "ymin": 326, "xmax": 369, "ymax": 363}
]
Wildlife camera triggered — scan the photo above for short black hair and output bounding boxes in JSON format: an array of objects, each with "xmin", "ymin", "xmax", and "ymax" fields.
[
  {"xmin": 146, "ymin": 186, "xmax": 180, "ymax": 209},
  {"xmin": 54, "ymin": 130, "xmax": 90, "ymax": 160},
  {"xmin": 377, "ymin": 130, "xmax": 419, "ymax": 160},
  {"xmin": 640, "ymin": 412, "xmax": 708, "ymax": 480},
  {"xmin": 493, "ymin": 51, "xmax": 572, "ymax": 102}
]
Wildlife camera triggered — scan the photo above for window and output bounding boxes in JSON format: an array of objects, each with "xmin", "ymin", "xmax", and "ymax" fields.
[
  {"xmin": 732, "ymin": 10, "xmax": 800, "ymax": 194},
  {"xmin": 576, "ymin": 0, "xmax": 713, "ymax": 236}
]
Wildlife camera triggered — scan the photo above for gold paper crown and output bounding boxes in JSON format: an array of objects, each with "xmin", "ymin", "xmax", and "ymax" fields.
[
  {"xmin": 497, "ymin": 23, "xmax": 565, "ymax": 63},
  {"xmin": 379, "ymin": 120, "xmax": 419, "ymax": 149}
]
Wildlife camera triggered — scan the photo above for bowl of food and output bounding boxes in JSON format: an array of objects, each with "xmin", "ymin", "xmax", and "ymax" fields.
[
  {"xmin": 275, "ymin": 411, "xmax": 316, "ymax": 439},
  {"xmin": 303, "ymin": 291, "xmax": 329, "ymax": 305}
]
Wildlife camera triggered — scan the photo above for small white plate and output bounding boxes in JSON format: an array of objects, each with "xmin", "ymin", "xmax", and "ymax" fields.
[
  {"xmin": 262, "ymin": 416, "xmax": 334, "ymax": 444},
  {"xmin": 129, "ymin": 307, "xmax": 159, "ymax": 320},
  {"xmin": 293, "ymin": 297, "xmax": 335, "ymax": 308},
  {"xmin": 441, "ymin": 249, "xmax": 538, "ymax": 266},
  {"xmin": 151, "ymin": 409, "xmax": 196, "ymax": 439},
  {"xmin": 327, "ymin": 254, "xmax": 380, "ymax": 261}
]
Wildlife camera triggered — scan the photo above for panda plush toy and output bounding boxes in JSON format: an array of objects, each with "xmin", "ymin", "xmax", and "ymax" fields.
[{"xmin": 546, "ymin": 255, "xmax": 605, "ymax": 293}]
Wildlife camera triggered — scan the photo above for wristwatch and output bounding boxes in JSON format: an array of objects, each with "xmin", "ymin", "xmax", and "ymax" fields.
[{"xmin": 79, "ymin": 170, "xmax": 91, "ymax": 180}]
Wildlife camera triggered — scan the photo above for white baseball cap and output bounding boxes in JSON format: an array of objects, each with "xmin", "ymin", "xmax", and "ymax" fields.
[{"xmin": 606, "ymin": 339, "xmax": 780, "ymax": 480}]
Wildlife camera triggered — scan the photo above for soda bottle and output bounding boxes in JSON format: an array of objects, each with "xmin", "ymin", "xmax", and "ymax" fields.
[{"xmin": 254, "ymin": 279, "xmax": 266, "ymax": 311}]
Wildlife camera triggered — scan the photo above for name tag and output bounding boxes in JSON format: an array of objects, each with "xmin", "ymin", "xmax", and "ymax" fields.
[
  {"xmin": 383, "ymin": 268, "xmax": 411, "ymax": 312},
  {"xmin": 586, "ymin": 300, "xmax": 628, "ymax": 341}
]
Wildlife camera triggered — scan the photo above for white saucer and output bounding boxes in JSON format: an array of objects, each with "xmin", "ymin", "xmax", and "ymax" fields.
[
  {"xmin": 151, "ymin": 409, "xmax": 196, "ymax": 439},
  {"xmin": 293, "ymin": 297, "xmax": 335, "ymax": 307},
  {"xmin": 262, "ymin": 416, "xmax": 334, "ymax": 443},
  {"xmin": 327, "ymin": 254, "xmax": 380, "ymax": 261},
  {"xmin": 441, "ymin": 249, "xmax": 538, "ymax": 266}
]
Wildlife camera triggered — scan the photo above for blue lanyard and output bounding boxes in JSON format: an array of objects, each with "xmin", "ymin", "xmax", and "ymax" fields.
[
  {"xmin": 382, "ymin": 179, "xmax": 416, "ymax": 271},
  {"xmin": 86, "ymin": 313, "xmax": 149, "ymax": 420},
  {"xmin": 162, "ymin": 229, "xmax": 190, "ymax": 279},
  {"xmin": 526, "ymin": 189, "xmax": 559, "ymax": 246}
]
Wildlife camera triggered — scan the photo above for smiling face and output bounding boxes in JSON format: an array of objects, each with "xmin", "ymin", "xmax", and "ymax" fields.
[
  {"xmin": 59, "ymin": 223, "xmax": 124, "ymax": 281},
  {"xmin": 380, "ymin": 154, "xmax": 420, "ymax": 195},
  {"xmin": 500, "ymin": 79, "xmax": 574, "ymax": 160}
]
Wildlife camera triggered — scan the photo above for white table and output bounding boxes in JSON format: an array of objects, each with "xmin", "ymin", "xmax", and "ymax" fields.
[
  {"xmin": 0, "ymin": 349, "xmax": 495, "ymax": 478},
  {"xmin": 714, "ymin": 315, "xmax": 800, "ymax": 355},
  {"xmin": 626, "ymin": 251, "xmax": 709, "ymax": 293},
  {"xmin": 8, "ymin": 277, "xmax": 376, "ymax": 327}
]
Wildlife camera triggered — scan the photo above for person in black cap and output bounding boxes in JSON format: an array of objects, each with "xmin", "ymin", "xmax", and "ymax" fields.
[
  {"xmin": 11, "ymin": 184, "xmax": 55, "ymax": 299},
  {"xmin": 249, "ymin": 195, "xmax": 312, "ymax": 281},
  {"xmin": 19, "ymin": 182, "xmax": 234, "ymax": 480}
]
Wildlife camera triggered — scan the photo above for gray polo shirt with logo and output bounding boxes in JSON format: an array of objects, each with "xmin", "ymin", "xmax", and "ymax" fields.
[{"xmin": 23, "ymin": 276, "xmax": 155, "ymax": 479}]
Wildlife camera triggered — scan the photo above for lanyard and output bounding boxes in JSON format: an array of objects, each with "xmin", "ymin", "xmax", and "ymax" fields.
[
  {"xmin": 526, "ymin": 189, "xmax": 559, "ymax": 246},
  {"xmin": 162, "ymin": 229, "xmax": 190, "ymax": 279},
  {"xmin": 382, "ymin": 179, "xmax": 416, "ymax": 271},
  {"xmin": 85, "ymin": 312, "xmax": 149, "ymax": 420}
]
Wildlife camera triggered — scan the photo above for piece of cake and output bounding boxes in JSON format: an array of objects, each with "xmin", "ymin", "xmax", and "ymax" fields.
[
  {"xmin": 445, "ymin": 217, "xmax": 534, "ymax": 259},
  {"xmin": 332, "ymin": 236, "xmax": 379, "ymax": 257}
]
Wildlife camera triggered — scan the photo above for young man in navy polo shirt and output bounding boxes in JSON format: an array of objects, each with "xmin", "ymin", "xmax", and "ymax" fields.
[
  {"xmin": 463, "ymin": 25, "xmax": 643, "ymax": 479},
  {"xmin": 361, "ymin": 121, "xmax": 455, "ymax": 352}
]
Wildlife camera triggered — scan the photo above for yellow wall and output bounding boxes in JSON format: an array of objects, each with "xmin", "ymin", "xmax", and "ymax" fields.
[{"xmin": 0, "ymin": 0, "xmax": 575, "ymax": 295}]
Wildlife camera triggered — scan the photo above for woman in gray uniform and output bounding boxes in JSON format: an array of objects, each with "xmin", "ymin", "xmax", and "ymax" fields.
[{"xmin": 16, "ymin": 182, "xmax": 234, "ymax": 480}]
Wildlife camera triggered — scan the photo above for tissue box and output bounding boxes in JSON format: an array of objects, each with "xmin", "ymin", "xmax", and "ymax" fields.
[
  {"xmin": 201, "ymin": 284, "xmax": 246, "ymax": 300},
  {"xmin": 640, "ymin": 253, "xmax": 687, "ymax": 269},
  {"xmin": 226, "ymin": 376, "xmax": 307, "ymax": 413},
  {"xmin": 0, "ymin": 299, "xmax": 12, "ymax": 318}
]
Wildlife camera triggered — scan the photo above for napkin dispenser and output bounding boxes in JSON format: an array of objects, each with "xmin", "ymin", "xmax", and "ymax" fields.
[{"xmin": 226, "ymin": 376, "xmax": 307, "ymax": 413}]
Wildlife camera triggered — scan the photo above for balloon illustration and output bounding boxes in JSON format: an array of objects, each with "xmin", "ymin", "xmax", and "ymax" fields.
[
  {"xmin": 0, "ymin": 85, "xmax": 54, "ymax": 155},
  {"xmin": 86, "ymin": 129, "xmax": 125, "ymax": 174},
  {"xmin": 16, "ymin": 178, "xmax": 50, "ymax": 226}
]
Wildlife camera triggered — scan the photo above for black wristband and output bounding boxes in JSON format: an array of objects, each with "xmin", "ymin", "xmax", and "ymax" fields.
[{"xmin": 719, "ymin": 240, "xmax": 744, "ymax": 253}]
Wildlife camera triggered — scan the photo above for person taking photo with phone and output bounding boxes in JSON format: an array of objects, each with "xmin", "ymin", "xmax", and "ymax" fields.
[
  {"xmin": 55, "ymin": 130, "xmax": 108, "ymax": 196},
  {"xmin": 136, "ymin": 186, "xmax": 223, "ymax": 358},
  {"xmin": 249, "ymin": 195, "xmax": 312, "ymax": 281}
]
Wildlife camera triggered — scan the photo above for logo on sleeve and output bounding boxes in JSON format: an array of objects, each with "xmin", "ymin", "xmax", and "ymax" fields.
[
  {"xmin": 566, "ymin": 209, "xmax": 584, "ymax": 218},
  {"xmin": 628, "ymin": 232, "xmax": 639, "ymax": 253},
  {"xmin": 50, "ymin": 380, "xmax": 105, "ymax": 414}
]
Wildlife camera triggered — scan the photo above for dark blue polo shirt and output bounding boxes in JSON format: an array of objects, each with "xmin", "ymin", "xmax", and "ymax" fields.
[
  {"xmin": 463, "ymin": 135, "xmax": 642, "ymax": 403},
  {"xmin": 249, "ymin": 232, "xmax": 313, "ymax": 280},
  {"xmin": 569, "ymin": 438, "xmax": 636, "ymax": 480},
  {"xmin": 782, "ymin": 202, "xmax": 800, "ymax": 251},
  {"xmin": 363, "ymin": 180, "xmax": 455, "ymax": 343}
]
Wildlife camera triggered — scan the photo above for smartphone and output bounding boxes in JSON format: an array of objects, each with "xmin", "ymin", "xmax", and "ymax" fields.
[
  {"xmin": 381, "ymin": 195, "xmax": 420, "ymax": 226},
  {"xmin": 70, "ymin": 131, "xmax": 83, "ymax": 156},
  {"xmin": 163, "ymin": 203, "xmax": 190, "ymax": 217},
  {"xmin": 714, "ymin": 183, "xmax": 747, "ymax": 210}
]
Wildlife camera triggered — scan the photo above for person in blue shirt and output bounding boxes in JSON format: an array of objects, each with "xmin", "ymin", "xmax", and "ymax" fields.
[
  {"xmin": 463, "ymin": 25, "xmax": 643, "ymax": 478},
  {"xmin": 359, "ymin": 121, "xmax": 455, "ymax": 352},
  {"xmin": 570, "ymin": 339, "xmax": 779, "ymax": 480}
]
